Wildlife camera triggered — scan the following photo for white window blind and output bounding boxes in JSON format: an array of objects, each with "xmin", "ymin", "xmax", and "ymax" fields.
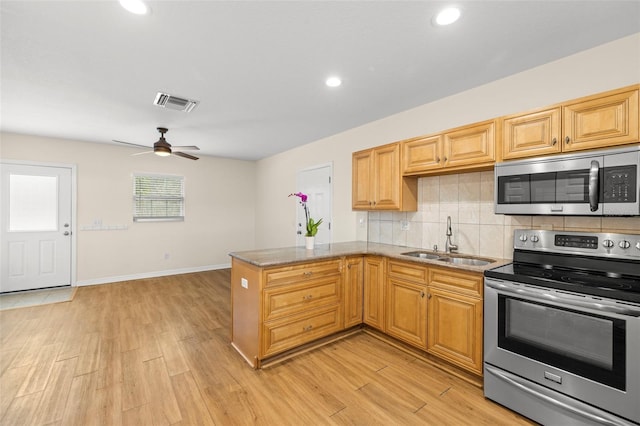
[{"xmin": 133, "ymin": 174, "xmax": 184, "ymax": 222}]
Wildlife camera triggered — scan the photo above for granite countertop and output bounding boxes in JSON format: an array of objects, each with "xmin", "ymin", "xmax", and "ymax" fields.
[{"xmin": 229, "ymin": 241, "xmax": 511, "ymax": 273}]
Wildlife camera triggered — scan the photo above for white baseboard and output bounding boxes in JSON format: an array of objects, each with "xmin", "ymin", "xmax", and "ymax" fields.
[{"xmin": 74, "ymin": 263, "xmax": 231, "ymax": 287}]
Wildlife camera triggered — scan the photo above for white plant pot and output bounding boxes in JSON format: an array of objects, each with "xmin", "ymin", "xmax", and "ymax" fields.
[{"xmin": 305, "ymin": 236, "xmax": 315, "ymax": 250}]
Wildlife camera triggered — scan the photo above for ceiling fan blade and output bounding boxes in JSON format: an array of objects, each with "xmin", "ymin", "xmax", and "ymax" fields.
[
  {"xmin": 174, "ymin": 152, "xmax": 199, "ymax": 160},
  {"xmin": 132, "ymin": 151, "xmax": 154, "ymax": 156},
  {"xmin": 172, "ymin": 145, "xmax": 200, "ymax": 152},
  {"xmin": 112, "ymin": 139, "xmax": 151, "ymax": 149}
]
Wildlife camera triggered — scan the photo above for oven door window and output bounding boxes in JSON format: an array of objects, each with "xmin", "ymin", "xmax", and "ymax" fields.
[{"xmin": 498, "ymin": 295, "xmax": 626, "ymax": 390}]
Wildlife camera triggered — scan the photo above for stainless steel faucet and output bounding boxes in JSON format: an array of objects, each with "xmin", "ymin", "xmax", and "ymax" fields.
[{"xmin": 445, "ymin": 216, "xmax": 458, "ymax": 253}]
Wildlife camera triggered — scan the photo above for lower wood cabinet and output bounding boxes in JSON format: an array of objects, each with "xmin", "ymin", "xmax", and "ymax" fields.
[
  {"xmin": 344, "ymin": 256, "xmax": 364, "ymax": 328},
  {"xmin": 231, "ymin": 257, "xmax": 344, "ymax": 367},
  {"xmin": 261, "ymin": 304, "xmax": 343, "ymax": 357},
  {"xmin": 386, "ymin": 276, "xmax": 427, "ymax": 349},
  {"xmin": 427, "ymin": 287, "xmax": 483, "ymax": 375},
  {"xmin": 427, "ymin": 267, "xmax": 483, "ymax": 375},
  {"xmin": 363, "ymin": 256, "xmax": 386, "ymax": 331},
  {"xmin": 231, "ymin": 254, "xmax": 485, "ymax": 376}
]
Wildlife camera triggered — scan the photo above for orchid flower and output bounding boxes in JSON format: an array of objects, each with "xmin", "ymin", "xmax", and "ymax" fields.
[{"xmin": 289, "ymin": 192, "xmax": 323, "ymax": 237}]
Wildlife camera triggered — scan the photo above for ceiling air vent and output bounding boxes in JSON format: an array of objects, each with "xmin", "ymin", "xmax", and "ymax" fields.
[{"xmin": 153, "ymin": 92, "xmax": 199, "ymax": 113}]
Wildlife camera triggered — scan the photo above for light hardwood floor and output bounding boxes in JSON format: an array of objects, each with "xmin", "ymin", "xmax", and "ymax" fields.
[{"xmin": 0, "ymin": 270, "xmax": 535, "ymax": 425}]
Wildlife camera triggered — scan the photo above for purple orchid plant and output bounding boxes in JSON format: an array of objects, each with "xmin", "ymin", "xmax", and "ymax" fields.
[{"xmin": 289, "ymin": 192, "xmax": 323, "ymax": 237}]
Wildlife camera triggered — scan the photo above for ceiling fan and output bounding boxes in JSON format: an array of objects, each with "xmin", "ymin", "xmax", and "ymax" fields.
[{"xmin": 113, "ymin": 127, "xmax": 200, "ymax": 160}]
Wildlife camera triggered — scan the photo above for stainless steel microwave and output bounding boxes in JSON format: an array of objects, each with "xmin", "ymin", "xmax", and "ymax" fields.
[{"xmin": 495, "ymin": 145, "xmax": 640, "ymax": 216}]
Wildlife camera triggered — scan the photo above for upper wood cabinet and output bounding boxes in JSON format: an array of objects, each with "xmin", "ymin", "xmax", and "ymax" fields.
[
  {"xmin": 563, "ymin": 87, "xmax": 639, "ymax": 152},
  {"xmin": 501, "ymin": 85, "xmax": 639, "ymax": 160},
  {"xmin": 401, "ymin": 120, "xmax": 496, "ymax": 175},
  {"xmin": 352, "ymin": 143, "xmax": 418, "ymax": 211},
  {"xmin": 501, "ymin": 107, "xmax": 562, "ymax": 160}
]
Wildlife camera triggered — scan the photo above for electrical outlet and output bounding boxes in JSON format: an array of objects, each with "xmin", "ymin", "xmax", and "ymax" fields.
[
  {"xmin": 401, "ymin": 220, "xmax": 410, "ymax": 231},
  {"xmin": 241, "ymin": 278, "xmax": 248, "ymax": 289},
  {"xmin": 359, "ymin": 218, "xmax": 366, "ymax": 228}
]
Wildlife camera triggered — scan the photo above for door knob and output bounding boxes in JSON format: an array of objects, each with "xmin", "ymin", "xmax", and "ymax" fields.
[{"xmin": 63, "ymin": 231, "xmax": 70, "ymax": 236}]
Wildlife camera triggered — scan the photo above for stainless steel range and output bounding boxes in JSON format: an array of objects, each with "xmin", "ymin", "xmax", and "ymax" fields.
[{"xmin": 484, "ymin": 229, "xmax": 640, "ymax": 426}]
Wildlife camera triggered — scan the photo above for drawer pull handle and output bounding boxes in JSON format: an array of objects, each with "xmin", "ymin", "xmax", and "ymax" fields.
[
  {"xmin": 303, "ymin": 271, "xmax": 313, "ymax": 277},
  {"xmin": 303, "ymin": 325, "xmax": 313, "ymax": 331},
  {"xmin": 302, "ymin": 294, "xmax": 314, "ymax": 300}
]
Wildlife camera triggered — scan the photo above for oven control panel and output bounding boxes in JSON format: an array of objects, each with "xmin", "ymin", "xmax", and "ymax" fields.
[
  {"xmin": 554, "ymin": 234, "xmax": 598, "ymax": 249},
  {"xmin": 513, "ymin": 229, "xmax": 640, "ymax": 260}
]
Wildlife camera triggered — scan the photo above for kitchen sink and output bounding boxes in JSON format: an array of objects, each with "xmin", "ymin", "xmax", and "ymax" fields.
[
  {"xmin": 401, "ymin": 251, "xmax": 495, "ymax": 266},
  {"xmin": 401, "ymin": 251, "xmax": 441, "ymax": 260},
  {"xmin": 436, "ymin": 257, "xmax": 494, "ymax": 266}
]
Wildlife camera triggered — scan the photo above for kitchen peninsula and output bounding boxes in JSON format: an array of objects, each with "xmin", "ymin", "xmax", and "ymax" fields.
[{"xmin": 229, "ymin": 242, "xmax": 508, "ymax": 380}]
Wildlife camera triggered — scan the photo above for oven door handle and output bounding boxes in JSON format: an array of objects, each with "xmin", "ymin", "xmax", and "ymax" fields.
[
  {"xmin": 589, "ymin": 160, "xmax": 600, "ymax": 212},
  {"xmin": 484, "ymin": 365, "xmax": 637, "ymax": 426},
  {"xmin": 485, "ymin": 280, "xmax": 640, "ymax": 316}
]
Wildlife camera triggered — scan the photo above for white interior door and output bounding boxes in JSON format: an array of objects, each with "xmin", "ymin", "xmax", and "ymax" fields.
[
  {"xmin": 1, "ymin": 163, "xmax": 72, "ymax": 292},
  {"xmin": 296, "ymin": 163, "xmax": 332, "ymax": 246}
]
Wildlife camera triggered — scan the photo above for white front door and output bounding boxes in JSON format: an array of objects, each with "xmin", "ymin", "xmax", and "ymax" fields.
[
  {"xmin": 296, "ymin": 163, "xmax": 332, "ymax": 246},
  {"xmin": 0, "ymin": 163, "xmax": 73, "ymax": 292}
]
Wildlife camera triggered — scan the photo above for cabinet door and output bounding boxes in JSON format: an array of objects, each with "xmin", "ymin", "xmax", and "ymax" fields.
[
  {"xmin": 501, "ymin": 108, "xmax": 561, "ymax": 160},
  {"xmin": 352, "ymin": 150, "xmax": 373, "ymax": 210},
  {"xmin": 372, "ymin": 144, "xmax": 401, "ymax": 209},
  {"xmin": 344, "ymin": 256, "xmax": 364, "ymax": 328},
  {"xmin": 443, "ymin": 121, "xmax": 496, "ymax": 168},
  {"xmin": 427, "ymin": 287, "xmax": 483, "ymax": 375},
  {"xmin": 363, "ymin": 256, "xmax": 385, "ymax": 331},
  {"xmin": 401, "ymin": 135, "xmax": 443, "ymax": 174},
  {"xmin": 386, "ymin": 277, "xmax": 427, "ymax": 349},
  {"xmin": 563, "ymin": 88, "xmax": 639, "ymax": 152}
]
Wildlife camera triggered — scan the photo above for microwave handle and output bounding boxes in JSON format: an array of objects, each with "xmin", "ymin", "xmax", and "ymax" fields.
[{"xmin": 589, "ymin": 160, "xmax": 599, "ymax": 212}]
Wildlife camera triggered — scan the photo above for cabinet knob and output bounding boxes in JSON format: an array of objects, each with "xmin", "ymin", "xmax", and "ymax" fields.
[
  {"xmin": 420, "ymin": 291, "xmax": 425, "ymax": 298},
  {"xmin": 443, "ymin": 156, "xmax": 448, "ymax": 162},
  {"xmin": 436, "ymin": 156, "xmax": 440, "ymax": 163},
  {"xmin": 565, "ymin": 136, "xmax": 571, "ymax": 144},
  {"xmin": 428, "ymin": 293, "xmax": 432, "ymax": 299},
  {"xmin": 552, "ymin": 137, "xmax": 557, "ymax": 146}
]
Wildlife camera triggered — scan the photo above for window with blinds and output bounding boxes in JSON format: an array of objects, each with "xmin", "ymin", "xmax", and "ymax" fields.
[{"xmin": 133, "ymin": 174, "xmax": 184, "ymax": 222}]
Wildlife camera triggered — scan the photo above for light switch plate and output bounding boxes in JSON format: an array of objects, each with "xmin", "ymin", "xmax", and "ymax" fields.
[{"xmin": 241, "ymin": 278, "xmax": 248, "ymax": 289}]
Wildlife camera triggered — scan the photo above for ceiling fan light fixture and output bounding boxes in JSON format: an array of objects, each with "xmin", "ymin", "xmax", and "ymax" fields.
[
  {"xmin": 154, "ymin": 147, "xmax": 171, "ymax": 157},
  {"xmin": 119, "ymin": 0, "xmax": 149, "ymax": 15}
]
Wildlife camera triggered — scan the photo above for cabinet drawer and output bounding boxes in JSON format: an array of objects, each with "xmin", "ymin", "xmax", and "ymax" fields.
[
  {"xmin": 387, "ymin": 260, "xmax": 427, "ymax": 284},
  {"xmin": 263, "ymin": 276, "xmax": 342, "ymax": 321},
  {"xmin": 261, "ymin": 305, "xmax": 343, "ymax": 357},
  {"xmin": 264, "ymin": 259, "xmax": 342, "ymax": 287},
  {"xmin": 428, "ymin": 267, "xmax": 483, "ymax": 298}
]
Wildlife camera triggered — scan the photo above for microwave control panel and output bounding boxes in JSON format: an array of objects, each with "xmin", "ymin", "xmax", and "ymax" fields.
[{"xmin": 602, "ymin": 165, "xmax": 636, "ymax": 203}]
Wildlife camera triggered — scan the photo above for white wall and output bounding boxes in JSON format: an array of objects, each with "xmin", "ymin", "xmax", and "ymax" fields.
[
  {"xmin": 255, "ymin": 33, "xmax": 640, "ymax": 250},
  {"xmin": 0, "ymin": 133, "xmax": 256, "ymax": 284}
]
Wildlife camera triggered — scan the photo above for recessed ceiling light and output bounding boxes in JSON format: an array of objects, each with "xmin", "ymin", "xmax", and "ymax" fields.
[
  {"xmin": 119, "ymin": 0, "xmax": 149, "ymax": 15},
  {"xmin": 434, "ymin": 7, "xmax": 461, "ymax": 26},
  {"xmin": 326, "ymin": 77, "xmax": 342, "ymax": 88}
]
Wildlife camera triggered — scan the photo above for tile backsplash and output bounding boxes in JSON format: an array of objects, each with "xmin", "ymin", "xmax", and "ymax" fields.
[{"xmin": 367, "ymin": 171, "xmax": 640, "ymax": 260}]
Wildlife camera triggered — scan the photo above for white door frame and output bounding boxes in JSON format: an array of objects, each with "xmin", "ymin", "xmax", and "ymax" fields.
[
  {"xmin": 1, "ymin": 159, "xmax": 78, "ymax": 287},
  {"xmin": 296, "ymin": 162, "xmax": 333, "ymax": 246}
]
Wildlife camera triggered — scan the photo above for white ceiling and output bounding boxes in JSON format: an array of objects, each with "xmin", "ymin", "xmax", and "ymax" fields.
[{"xmin": 2, "ymin": 1, "xmax": 639, "ymax": 161}]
